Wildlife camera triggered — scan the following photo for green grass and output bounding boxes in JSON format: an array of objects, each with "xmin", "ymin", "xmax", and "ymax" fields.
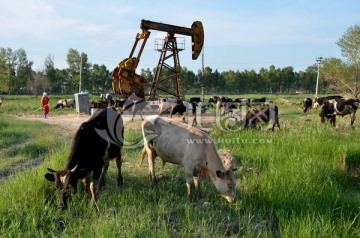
[{"xmin": 0, "ymin": 94, "xmax": 359, "ymax": 237}]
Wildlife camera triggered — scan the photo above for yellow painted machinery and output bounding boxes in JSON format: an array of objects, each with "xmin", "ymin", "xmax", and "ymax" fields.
[{"xmin": 112, "ymin": 19, "xmax": 204, "ymax": 99}]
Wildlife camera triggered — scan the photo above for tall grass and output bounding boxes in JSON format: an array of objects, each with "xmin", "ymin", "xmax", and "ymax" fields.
[{"xmin": 0, "ymin": 94, "xmax": 359, "ymax": 237}]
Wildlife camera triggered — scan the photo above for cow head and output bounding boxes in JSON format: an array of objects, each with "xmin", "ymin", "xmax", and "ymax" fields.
[
  {"xmin": 319, "ymin": 101, "xmax": 336, "ymax": 126},
  {"xmin": 54, "ymin": 103, "xmax": 62, "ymax": 109},
  {"xmin": 214, "ymin": 169, "xmax": 236, "ymax": 203},
  {"xmin": 45, "ymin": 166, "xmax": 87, "ymax": 209}
]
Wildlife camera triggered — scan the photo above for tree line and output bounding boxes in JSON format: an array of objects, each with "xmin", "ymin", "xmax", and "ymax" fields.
[
  {"xmin": 0, "ymin": 47, "xmax": 323, "ymax": 96},
  {"xmin": 1, "ymin": 24, "xmax": 359, "ymax": 98}
]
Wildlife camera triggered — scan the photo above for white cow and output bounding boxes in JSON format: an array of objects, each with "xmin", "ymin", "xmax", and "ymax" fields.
[{"xmin": 140, "ymin": 115, "xmax": 236, "ymax": 202}]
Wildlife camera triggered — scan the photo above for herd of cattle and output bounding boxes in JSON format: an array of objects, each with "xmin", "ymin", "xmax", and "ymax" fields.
[
  {"xmin": 43, "ymin": 93, "xmax": 359, "ymax": 209},
  {"xmin": 302, "ymin": 95, "xmax": 359, "ymax": 127},
  {"xmin": 52, "ymin": 93, "xmax": 359, "ymax": 129}
]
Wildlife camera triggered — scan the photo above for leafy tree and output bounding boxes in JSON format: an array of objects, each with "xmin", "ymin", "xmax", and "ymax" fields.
[
  {"xmin": 44, "ymin": 54, "xmax": 61, "ymax": 93},
  {"xmin": 0, "ymin": 47, "xmax": 17, "ymax": 94},
  {"xmin": 14, "ymin": 48, "xmax": 33, "ymax": 94},
  {"xmin": 90, "ymin": 64, "xmax": 111, "ymax": 92},
  {"xmin": 66, "ymin": 49, "xmax": 91, "ymax": 92},
  {"xmin": 281, "ymin": 66, "xmax": 295, "ymax": 93},
  {"xmin": 28, "ymin": 70, "xmax": 49, "ymax": 97},
  {"xmin": 180, "ymin": 67, "xmax": 197, "ymax": 95},
  {"xmin": 140, "ymin": 67, "xmax": 154, "ymax": 95},
  {"xmin": 322, "ymin": 25, "xmax": 360, "ymax": 97}
]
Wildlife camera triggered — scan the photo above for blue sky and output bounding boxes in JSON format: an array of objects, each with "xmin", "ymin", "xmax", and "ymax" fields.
[{"xmin": 1, "ymin": 0, "xmax": 359, "ymax": 73}]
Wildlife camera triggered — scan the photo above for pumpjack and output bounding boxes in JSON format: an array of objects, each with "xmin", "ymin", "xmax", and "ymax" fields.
[{"xmin": 112, "ymin": 19, "xmax": 204, "ymax": 100}]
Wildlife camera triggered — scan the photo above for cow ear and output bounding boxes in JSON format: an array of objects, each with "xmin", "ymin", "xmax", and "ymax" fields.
[
  {"xmin": 45, "ymin": 173, "xmax": 55, "ymax": 181},
  {"xmin": 216, "ymin": 170, "xmax": 225, "ymax": 179}
]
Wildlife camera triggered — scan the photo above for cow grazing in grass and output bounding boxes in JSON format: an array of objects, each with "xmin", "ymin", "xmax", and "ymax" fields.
[
  {"xmin": 303, "ymin": 98, "xmax": 312, "ymax": 113},
  {"xmin": 140, "ymin": 115, "xmax": 236, "ymax": 202},
  {"xmin": 207, "ymin": 96, "xmax": 217, "ymax": 108},
  {"xmin": 313, "ymin": 95, "xmax": 343, "ymax": 110},
  {"xmin": 251, "ymin": 97, "xmax": 266, "ymax": 106},
  {"xmin": 216, "ymin": 96, "xmax": 234, "ymax": 116},
  {"xmin": 234, "ymin": 98, "xmax": 251, "ymax": 109},
  {"xmin": 171, "ymin": 101, "xmax": 197, "ymax": 125},
  {"xmin": 158, "ymin": 97, "xmax": 178, "ymax": 115},
  {"xmin": 0, "ymin": 97, "xmax": 3, "ymax": 106},
  {"xmin": 319, "ymin": 98, "xmax": 359, "ymax": 127},
  {"xmin": 54, "ymin": 99, "xmax": 76, "ymax": 109},
  {"xmin": 243, "ymin": 104, "xmax": 280, "ymax": 130},
  {"xmin": 45, "ymin": 107, "xmax": 124, "ymax": 209}
]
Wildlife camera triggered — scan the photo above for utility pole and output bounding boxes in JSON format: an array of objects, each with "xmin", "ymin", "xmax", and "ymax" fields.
[
  {"xmin": 79, "ymin": 55, "xmax": 83, "ymax": 93},
  {"xmin": 315, "ymin": 56, "xmax": 323, "ymax": 98}
]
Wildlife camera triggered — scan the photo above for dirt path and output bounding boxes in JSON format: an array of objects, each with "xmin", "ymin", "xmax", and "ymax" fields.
[{"xmin": 15, "ymin": 112, "xmax": 149, "ymax": 137}]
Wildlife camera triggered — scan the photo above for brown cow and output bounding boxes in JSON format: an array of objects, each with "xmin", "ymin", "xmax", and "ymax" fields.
[
  {"xmin": 243, "ymin": 105, "xmax": 280, "ymax": 130},
  {"xmin": 140, "ymin": 115, "xmax": 236, "ymax": 202}
]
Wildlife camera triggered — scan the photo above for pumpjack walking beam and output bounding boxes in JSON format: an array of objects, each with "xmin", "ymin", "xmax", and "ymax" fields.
[{"xmin": 141, "ymin": 20, "xmax": 204, "ymax": 100}]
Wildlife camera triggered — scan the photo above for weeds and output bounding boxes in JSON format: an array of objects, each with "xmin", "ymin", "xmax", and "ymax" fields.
[{"xmin": 0, "ymin": 94, "xmax": 359, "ymax": 237}]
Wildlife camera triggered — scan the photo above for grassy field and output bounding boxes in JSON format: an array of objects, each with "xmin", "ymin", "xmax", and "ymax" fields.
[{"xmin": 0, "ymin": 94, "xmax": 359, "ymax": 237}]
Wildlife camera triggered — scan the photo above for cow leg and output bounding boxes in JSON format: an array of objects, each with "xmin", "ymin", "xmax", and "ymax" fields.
[
  {"xmin": 131, "ymin": 112, "xmax": 135, "ymax": 121},
  {"xmin": 193, "ymin": 176, "xmax": 201, "ymax": 198},
  {"xmin": 99, "ymin": 161, "xmax": 109, "ymax": 186},
  {"xmin": 192, "ymin": 115, "xmax": 197, "ymax": 127},
  {"xmin": 146, "ymin": 146, "xmax": 157, "ymax": 185},
  {"xmin": 116, "ymin": 153, "xmax": 123, "ymax": 186},
  {"xmin": 350, "ymin": 110, "xmax": 356, "ymax": 126},
  {"xmin": 90, "ymin": 164, "xmax": 103, "ymax": 205},
  {"xmin": 185, "ymin": 171, "xmax": 195, "ymax": 200},
  {"xmin": 331, "ymin": 115, "xmax": 336, "ymax": 127},
  {"xmin": 90, "ymin": 180, "xmax": 99, "ymax": 205},
  {"xmin": 276, "ymin": 118, "xmax": 281, "ymax": 129},
  {"xmin": 82, "ymin": 176, "xmax": 90, "ymax": 195}
]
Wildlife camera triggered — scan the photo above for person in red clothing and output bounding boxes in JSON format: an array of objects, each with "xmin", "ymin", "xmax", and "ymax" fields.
[{"xmin": 41, "ymin": 92, "xmax": 50, "ymax": 118}]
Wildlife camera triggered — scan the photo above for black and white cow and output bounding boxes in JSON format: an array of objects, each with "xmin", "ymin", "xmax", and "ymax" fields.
[
  {"xmin": 171, "ymin": 101, "xmax": 197, "ymax": 125},
  {"xmin": 100, "ymin": 93, "xmax": 114, "ymax": 106},
  {"xmin": 313, "ymin": 95, "xmax": 343, "ymax": 110},
  {"xmin": 45, "ymin": 107, "xmax": 124, "ymax": 209},
  {"xmin": 251, "ymin": 97, "xmax": 266, "ymax": 106},
  {"xmin": 319, "ymin": 98, "xmax": 359, "ymax": 127},
  {"xmin": 303, "ymin": 98, "xmax": 313, "ymax": 113},
  {"xmin": 216, "ymin": 96, "xmax": 234, "ymax": 116},
  {"xmin": 158, "ymin": 97, "xmax": 178, "ymax": 115},
  {"xmin": 234, "ymin": 98, "xmax": 251, "ymax": 109},
  {"xmin": 54, "ymin": 99, "xmax": 76, "ymax": 109}
]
